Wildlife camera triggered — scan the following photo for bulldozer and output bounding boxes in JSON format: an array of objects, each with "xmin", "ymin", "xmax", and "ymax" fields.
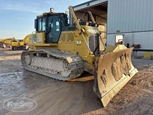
[
  {"xmin": 2, "ymin": 37, "xmax": 16, "ymax": 48},
  {"xmin": 10, "ymin": 35, "xmax": 30, "ymax": 50},
  {"xmin": 10, "ymin": 39, "xmax": 25, "ymax": 50},
  {"xmin": 21, "ymin": 6, "xmax": 138, "ymax": 107}
]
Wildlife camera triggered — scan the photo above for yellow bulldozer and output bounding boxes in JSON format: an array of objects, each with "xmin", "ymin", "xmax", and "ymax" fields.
[
  {"xmin": 1, "ymin": 37, "xmax": 15, "ymax": 48},
  {"xmin": 9, "ymin": 35, "xmax": 30, "ymax": 50},
  {"xmin": 21, "ymin": 6, "xmax": 138, "ymax": 106},
  {"xmin": 0, "ymin": 37, "xmax": 24, "ymax": 50},
  {"xmin": 10, "ymin": 39, "xmax": 25, "ymax": 50}
]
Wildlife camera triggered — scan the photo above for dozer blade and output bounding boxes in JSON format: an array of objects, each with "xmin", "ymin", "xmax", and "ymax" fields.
[{"xmin": 93, "ymin": 46, "xmax": 138, "ymax": 107}]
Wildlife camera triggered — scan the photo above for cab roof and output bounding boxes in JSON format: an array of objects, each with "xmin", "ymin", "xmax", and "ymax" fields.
[{"xmin": 37, "ymin": 11, "xmax": 65, "ymax": 18}]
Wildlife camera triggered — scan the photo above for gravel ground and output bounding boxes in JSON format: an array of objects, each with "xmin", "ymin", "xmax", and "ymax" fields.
[{"xmin": 0, "ymin": 48, "xmax": 153, "ymax": 115}]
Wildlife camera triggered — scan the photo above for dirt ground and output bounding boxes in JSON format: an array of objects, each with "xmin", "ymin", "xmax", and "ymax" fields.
[{"xmin": 0, "ymin": 48, "xmax": 153, "ymax": 115}]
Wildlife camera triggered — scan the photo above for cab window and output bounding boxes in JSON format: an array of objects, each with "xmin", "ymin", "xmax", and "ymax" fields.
[{"xmin": 37, "ymin": 17, "xmax": 46, "ymax": 32}]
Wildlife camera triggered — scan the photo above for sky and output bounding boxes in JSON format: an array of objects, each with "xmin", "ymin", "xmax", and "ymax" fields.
[{"xmin": 0, "ymin": 0, "xmax": 89, "ymax": 39}]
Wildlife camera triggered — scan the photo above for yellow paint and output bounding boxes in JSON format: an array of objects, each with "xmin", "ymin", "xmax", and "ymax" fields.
[
  {"xmin": 3, "ymin": 38, "xmax": 15, "ymax": 45},
  {"xmin": 0, "ymin": 39, "xmax": 4, "ymax": 43},
  {"xmin": 57, "ymin": 29, "xmax": 96, "ymax": 71},
  {"xmin": 144, "ymin": 52, "xmax": 151, "ymax": 58},
  {"xmin": 29, "ymin": 26, "xmax": 97, "ymax": 72},
  {"xmin": 36, "ymin": 33, "xmax": 45, "ymax": 43},
  {"xmin": 19, "ymin": 40, "xmax": 24, "ymax": 46},
  {"xmin": 11, "ymin": 41, "xmax": 18, "ymax": 47},
  {"xmin": 10, "ymin": 40, "xmax": 24, "ymax": 47},
  {"xmin": 23, "ymin": 34, "xmax": 31, "ymax": 44}
]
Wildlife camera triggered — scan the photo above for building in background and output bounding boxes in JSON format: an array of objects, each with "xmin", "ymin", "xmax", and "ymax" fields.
[{"xmin": 72, "ymin": 0, "xmax": 153, "ymax": 56}]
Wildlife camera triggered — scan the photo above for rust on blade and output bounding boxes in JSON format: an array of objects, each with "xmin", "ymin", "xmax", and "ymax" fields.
[{"xmin": 94, "ymin": 47, "xmax": 138, "ymax": 107}]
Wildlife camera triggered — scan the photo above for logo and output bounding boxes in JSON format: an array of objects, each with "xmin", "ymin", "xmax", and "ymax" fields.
[
  {"xmin": 37, "ymin": 38, "xmax": 42, "ymax": 42},
  {"xmin": 3, "ymin": 96, "xmax": 37, "ymax": 112}
]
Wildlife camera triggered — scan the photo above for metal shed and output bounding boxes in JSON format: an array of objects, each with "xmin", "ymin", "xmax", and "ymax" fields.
[{"xmin": 73, "ymin": 0, "xmax": 153, "ymax": 56}]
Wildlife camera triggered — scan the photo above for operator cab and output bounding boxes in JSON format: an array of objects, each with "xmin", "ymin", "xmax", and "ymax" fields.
[{"xmin": 35, "ymin": 10, "xmax": 68, "ymax": 43}]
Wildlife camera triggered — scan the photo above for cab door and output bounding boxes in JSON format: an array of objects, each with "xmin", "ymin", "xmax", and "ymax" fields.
[{"xmin": 46, "ymin": 15, "xmax": 61, "ymax": 43}]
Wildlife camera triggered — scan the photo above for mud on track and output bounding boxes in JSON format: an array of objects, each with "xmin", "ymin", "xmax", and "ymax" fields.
[{"xmin": 0, "ymin": 48, "xmax": 153, "ymax": 115}]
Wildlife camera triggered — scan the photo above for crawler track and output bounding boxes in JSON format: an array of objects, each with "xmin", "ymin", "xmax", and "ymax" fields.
[{"xmin": 21, "ymin": 49, "xmax": 84, "ymax": 81}]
